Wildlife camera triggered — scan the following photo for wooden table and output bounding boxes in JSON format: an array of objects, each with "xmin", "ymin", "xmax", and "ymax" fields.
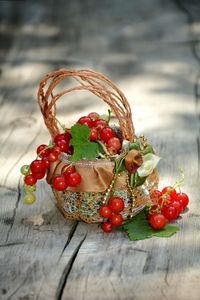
[{"xmin": 0, "ymin": 0, "xmax": 199, "ymax": 299}]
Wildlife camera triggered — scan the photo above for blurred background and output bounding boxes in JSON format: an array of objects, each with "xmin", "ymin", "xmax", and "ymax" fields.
[{"xmin": 0, "ymin": 0, "xmax": 200, "ymax": 188}]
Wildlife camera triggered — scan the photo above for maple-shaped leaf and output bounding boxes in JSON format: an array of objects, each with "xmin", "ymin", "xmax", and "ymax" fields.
[
  {"xmin": 121, "ymin": 209, "xmax": 179, "ymax": 241},
  {"xmin": 70, "ymin": 124, "xmax": 103, "ymax": 161}
]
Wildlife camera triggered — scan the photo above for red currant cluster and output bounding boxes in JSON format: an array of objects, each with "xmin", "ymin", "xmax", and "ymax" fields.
[
  {"xmin": 148, "ymin": 186, "xmax": 189, "ymax": 230},
  {"xmin": 21, "ymin": 131, "xmax": 81, "ymax": 204},
  {"xmin": 53, "ymin": 165, "xmax": 81, "ymax": 191},
  {"xmin": 99, "ymin": 196, "xmax": 125, "ymax": 233},
  {"xmin": 78, "ymin": 112, "xmax": 121, "ymax": 154}
]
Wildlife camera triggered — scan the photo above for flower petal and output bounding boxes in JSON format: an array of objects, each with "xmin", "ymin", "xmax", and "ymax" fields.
[{"xmin": 137, "ymin": 153, "xmax": 161, "ymax": 177}]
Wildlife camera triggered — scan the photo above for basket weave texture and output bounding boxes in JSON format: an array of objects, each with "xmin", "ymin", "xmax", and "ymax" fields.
[{"xmin": 38, "ymin": 69, "xmax": 158, "ymax": 223}]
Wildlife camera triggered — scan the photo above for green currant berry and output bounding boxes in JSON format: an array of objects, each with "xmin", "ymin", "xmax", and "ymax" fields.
[
  {"xmin": 20, "ymin": 165, "xmax": 30, "ymax": 176},
  {"xmin": 24, "ymin": 184, "xmax": 36, "ymax": 192},
  {"xmin": 24, "ymin": 193, "xmax": 36, "ymax": 205}
]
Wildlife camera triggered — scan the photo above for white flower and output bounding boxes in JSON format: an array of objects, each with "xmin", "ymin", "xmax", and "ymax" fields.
[{"xmin": 137, "ymin": 153, "xmax": 161, "ymax": 177}]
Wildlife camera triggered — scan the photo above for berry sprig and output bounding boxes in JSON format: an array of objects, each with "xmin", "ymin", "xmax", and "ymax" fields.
[
  {"xmin": 148, "ymin": 185, "xmax": 189, "ymax": 230},
  {"xmin": 20, "ymin": 131, "xmax": 80, "ymax": 203},
  {"xmin": 99, "ymin": 196, "xmax": 125, "ymax": 233},
  {"xmin": 77, "ymin": 111, "xmax": 122, "ymax": 155}
]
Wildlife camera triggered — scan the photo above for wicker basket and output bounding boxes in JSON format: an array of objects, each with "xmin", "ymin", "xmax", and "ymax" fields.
[{"xmin": 37, "ymin": 69, "xmax": 158, "ymax": 223}]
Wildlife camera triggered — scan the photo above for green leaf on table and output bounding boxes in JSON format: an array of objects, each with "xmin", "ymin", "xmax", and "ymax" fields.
[
  {"xmin": 70, "ymin": 124, "xmax": 104, "ymax": 161},
  {"xmin": 121, "ymin": 209, "xmax": 179, "ymax": 241}
]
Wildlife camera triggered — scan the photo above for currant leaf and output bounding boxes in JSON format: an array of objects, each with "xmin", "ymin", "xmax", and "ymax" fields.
[
  {"xmin": 120, "ymin": 209, "xmax": 179, "ymax": 241},
  {"xmin": 70, "ymin": 124, "xmax": 104, "ymax": 161}
]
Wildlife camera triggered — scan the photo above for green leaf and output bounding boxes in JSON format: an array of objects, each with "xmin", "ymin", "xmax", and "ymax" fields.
[
  {"xmin": 129, "ymin": 142, "xmax": 141, "ymax": 151},
  {"xmin": 70, "ymin": 124, "xmax": 103, "ymax": 161},
  {"xmin": 115, "ymin": 157, "xmax": 126, "ymax": 173},
  {"xmin": 121, "ymin": 210, "xmax": 179, "ymax": 241},
  {"xmin": 130, "ymin": 172, "xmax": 147, "ymax": 188}
]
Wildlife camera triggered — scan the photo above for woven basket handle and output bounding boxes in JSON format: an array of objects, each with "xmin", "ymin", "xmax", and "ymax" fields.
[{"xmin": 37, "ymin": 69, "xmax": 135, "ymax": 141}]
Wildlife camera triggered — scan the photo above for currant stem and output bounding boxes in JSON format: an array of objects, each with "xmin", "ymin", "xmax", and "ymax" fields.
[{"xmin": 54, "ymin": 117, "xmax": 67, "ymax": 132}]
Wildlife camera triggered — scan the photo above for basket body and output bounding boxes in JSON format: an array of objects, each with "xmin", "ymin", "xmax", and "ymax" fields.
[{"xmin": 47, "ymin": 154, "xmax": 158, "ymax": 223}]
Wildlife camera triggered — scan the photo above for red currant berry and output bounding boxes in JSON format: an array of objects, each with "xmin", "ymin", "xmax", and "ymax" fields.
[
  {"xmin": 30, "ymin": 160, "xmax": 46, "ymax": 174},
  {"xmin": 56, "ymin": 140, "xmax": 68, "ymax": 152},
  {"xmin": 107, "ymin": 137, "xmax": 121, "ymax": 154},
  {"xmin": 171, "ymin": 200, "xmax": 183, "ymax": 215},
  {"xmin": 161, "ymin": 205, "xmax": 178, "ymax": 220},
  {"xmin": 24, "ymin": 174, "xmax": 37, "ymax": 186},
  {"xmin": 63, "ymin": 165, "xmax": 76, "ymax": 177},
  {"xmin": 99, "ymin": 205, "xmax": 112, "ymax": 219},
  {"xmin": 93, "ymin": 119, "xmax": 107, "ymax": 131},
  {"xmin": 89, "ymin": 128, "xmax": 99, "ymax": 141},
  {"xmin": 149, "ymin": 213, "xmax": 168, "ymax": 230},
  {"xmin": 48, "ymin": 152, "xmax": 58, "ymax": 162},
  {"xmin": 78, "ymin": 116, "xmax": 93, "ymax": 128},
  {"xmin": 100, "ymin": 127, "xmax": 114, "ymax": 143},
  {"xmin": 54, "ymin": 134, "xmax": 66, "ymax": 144},
  {"xmin": 67, "ymin": 172, "xmax": 81, "ymax": 187},
  {"xmin": 108, "ymin": 197, "xmax": 125, "ymax": 213},
  {"xmin": 64, "ymin": 131, "xmax": 71, "ymax": 143},
  {"xmin": 33, "ymin": 169, "xmax": 46, "ymax": 180},
  {"xmin": 42, "ymin": 157, "xmax": 50, "ymax": 169},
  {"xmin": 101, "ymin": 222, "xmax": 112, "ymax": 233},
  {"xmin": 53, "ymin": 175, "xmax": 68, "ymax": 191},
  {"xmin": 150, "ymin": 190, "xmax": 162, "ymax": 204},
  {"xmin": 88, "ymin": 112, "xmax": 100, "ymax": 121},
  {"xmin": 37, "ymin": 144, "xmax": 51, "ymax": 158},
  {"xmin": 176, "ymin": 192, "xmax": 189, "ymax": 210},
  {"xmin": 110, "ymin": 213, "xmax": 123, "ymax": 227},
  {"xmin": 66, "ymin": 145, "xmax": 73, "ymax": 155},
  {"xmin": 162, "ymin": 186, "xmax": 177, "ymax": 200},
  {"xmin": 52, "ymin": 146, "xmax": 61, "ymax": 156}
]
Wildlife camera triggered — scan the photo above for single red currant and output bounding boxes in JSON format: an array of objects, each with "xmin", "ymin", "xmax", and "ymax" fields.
[
  {"xmin": 66, "ymin": 145, "xmax": 73, "ymax": 155},
  {"xmin": 110, "ymin": 213, "xmax": 123, "ymax": 227},
  {"xmin": 107, "ymin": 137, "xmax": 121, "ymax": 154},
  {"xmin": 99, "ymin": 205, "xmax": 112, "ymax": 219},
  {"xmin": 53, "ymin": 175, "xmax": 68, "ymax": 191},
  {"xmin": 56, "ymin": 140, "xmax": 68, "ymax": 152},
  {"xmin": 63, "ymin": 165, "xmax": 76, "ymax": 177},
  {"xmin": 33, "ymin": 169, "xmax": 46, "ymax": 180},
  {"xmin": 67, "ymin": 172, "xmax": 81, "ymax": 187},
  {"xmin": 162, "ymin": 186, "xmax": 177, "ymax": 200},
  {"xmin": 101, "ymin": 222, "xmax": 112, "ymax": 233},
  {"xmin": 48, "ymin": 152, "xmax": 58, "ymax": 162},
  {"xmin": 30, "ymin": 160, "xmax": 46, "ymax": 174},
  {"xmin": 78, "ymin": 116, "xmax": 93, "ymax": 128},
  {"xmin": 171, "ymin": 200, "xmax": 183, "ymax": 215},
  {"xmin": 176, "ymin": 192, "xmax": 189, "ymax": 210},
  {"xmin": 36, "ymin": 144, "xmax": 51, "ymax": 158},
  {"xmin": 42, "ymin": 157, "xmax": 50, "ymax": 169},
  {"xmin": 100, "ymin": 127, "xmax": 114, "ymax": 143},
  {"xmin": 52, "ymin": 146, "xmax": 61, "ymax": 156},
  {"xmin": 93, "ymin": 119, "xmax": 107, "ymax": 131},
  {"xmin": 24, "ymin": 174, "xmax": 37, "ymax": 186},
  {"xmin": 149, "ymin": 213, "xmax": 168, "ymax": 230},
  {"xmin": 64, "ymin": 131, "xmax": 71, "ymax": 143},
  {"xmin": 54, "ymin": 134, "xmax": 66, "ymax": 144},
  {"xmin": 88, "ymin": 112, "xmax": 100, "ymax": 121},
  {"xmin": 89, "ymin": 128, "xmax": 99, "ymax": 141},
  {"xmin": 161, "ymin": 205, "xmax": 178, "ymax": 221},
  {"xmin": 108, "ymin": 197, "xmax": 125, "ymax": 213}
]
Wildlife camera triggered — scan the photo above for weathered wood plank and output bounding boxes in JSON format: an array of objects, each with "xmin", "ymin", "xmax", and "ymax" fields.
[{"xmin": 0, "ymin": 0, "xmax": 200, "ymax": 299}]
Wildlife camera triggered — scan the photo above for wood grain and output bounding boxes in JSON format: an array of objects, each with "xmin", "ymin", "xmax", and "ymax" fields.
[{"xmin": 0, "ymin": 0, "xmax": 200, "ymax": 299}]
